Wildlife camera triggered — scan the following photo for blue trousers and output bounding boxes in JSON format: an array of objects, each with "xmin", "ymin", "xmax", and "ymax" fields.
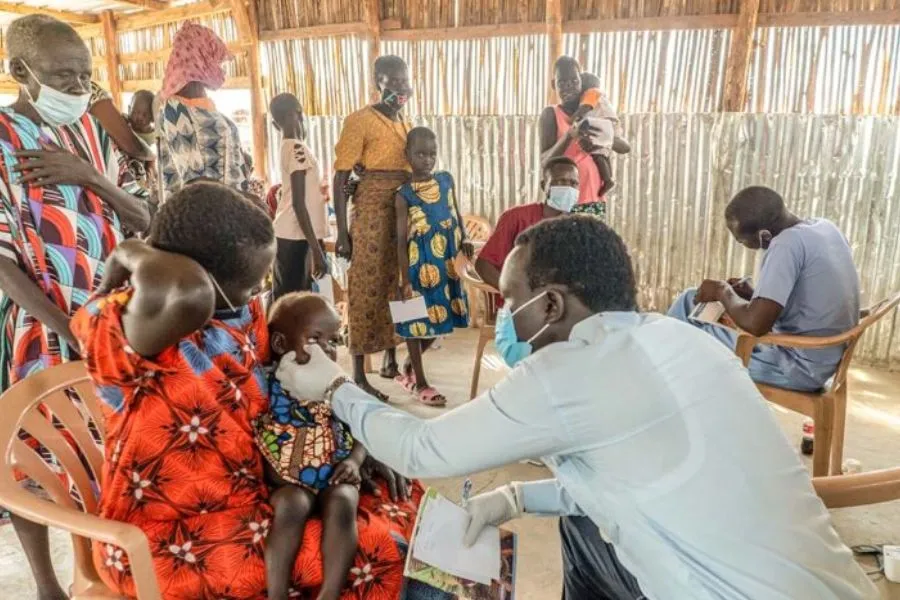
[{"xmin": 667, "ymin": 289, "xmax": 821, "ymax": 392}]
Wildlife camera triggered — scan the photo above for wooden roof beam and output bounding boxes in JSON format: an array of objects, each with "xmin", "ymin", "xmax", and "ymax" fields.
[
  {"xmin": 363, "ymin": 0, "xmax": 381, "ymax": 102},
  {"xmin": 115, "ymin": 0, "xmax": 229, "ymax": 32},
  {"xmin": 721, "ymin": 0, "xmax": 760, "ymax": 112},
  {"xmin": 0, "ymin": 1, "xmax": 99, "ymax": 25},
  {"xmin": 111, "ymin": 0, "xmax": 169, "ymax": 11},
  {"xmin": 100, "ymin": 10, "xmax": 122, "ymax": 107},
  {"xmin": 256, "ymin": 9, "xmax": 900, "ymax": 45},
  {"xmin": 228, "ymin": 0, "xmax": 266, "ymax": 177},
  {"xmin": 546, "ymin": 0, "xmax": 562, "ymax": 104}
]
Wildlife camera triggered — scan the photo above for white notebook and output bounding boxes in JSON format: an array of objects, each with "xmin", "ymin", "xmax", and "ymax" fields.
[
  {"xmin": 411, "ymin": 494, "xmax": 501, "ymax": 586},
  {"xmin": 689, "ymin": 301, "xmax": 728, "ymax": 328}
]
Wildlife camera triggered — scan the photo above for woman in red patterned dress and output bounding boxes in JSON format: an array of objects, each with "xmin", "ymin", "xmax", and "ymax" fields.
[{"xmin": 72, "ymin": 181, "xmax": 422, "ymax": 599}]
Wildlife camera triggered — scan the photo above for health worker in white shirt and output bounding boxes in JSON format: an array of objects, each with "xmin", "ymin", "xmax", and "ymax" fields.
[{"xmin": 275, "ymin": 215, "xmax": 877, "ymax": 600}]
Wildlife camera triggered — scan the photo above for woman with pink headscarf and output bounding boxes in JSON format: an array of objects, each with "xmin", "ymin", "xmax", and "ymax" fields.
[{"xmin": 157, "ymin": 23, "xmax": 251, "ymax": 200}]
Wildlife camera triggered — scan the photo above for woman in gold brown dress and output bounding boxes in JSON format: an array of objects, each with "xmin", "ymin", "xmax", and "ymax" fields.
[{"xmin": 332, "ymin": 56, "xmax": 413, "ymax": 400}]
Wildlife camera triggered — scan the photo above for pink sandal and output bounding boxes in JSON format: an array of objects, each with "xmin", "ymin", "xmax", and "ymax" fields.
[
  {"xmin": 394, "ymin": 373, "xmax": 417, "ymax": 393},
  {"xmin": 416, "ymin": 386, "xmax": 447, "ymax": 407}
]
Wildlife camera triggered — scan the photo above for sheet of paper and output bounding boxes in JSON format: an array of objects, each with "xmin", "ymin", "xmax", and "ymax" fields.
[
  {"xmin": 389, "ymin": 296, "xmax": 428, "ymax": 324},
  {"xmin": 411, "ymin": 495, "xmax": 501, "ymax": 585},
  {"xmin": 313, "ymin": 275, "xmax": 335, "ymax": 304}
]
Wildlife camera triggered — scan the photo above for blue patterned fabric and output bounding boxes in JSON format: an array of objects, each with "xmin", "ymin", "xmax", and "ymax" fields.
[{"xmin": 396, "ymin": 172, "xmax": 469, "ymax": 339}]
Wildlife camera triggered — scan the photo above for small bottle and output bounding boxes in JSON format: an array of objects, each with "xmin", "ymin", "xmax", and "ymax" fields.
[{"xmin": 801, "ymin": 418, "xmax": 815, "ymax": 456}]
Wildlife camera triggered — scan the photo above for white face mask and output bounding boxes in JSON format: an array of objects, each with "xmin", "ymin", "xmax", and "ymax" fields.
[
  {"xmin": 546, "ymin": 185, "xmax": 579, "ymax": 213},
  {"xmin": 20, "ymin": 61, "xmax": 90, "ymax": 127}
]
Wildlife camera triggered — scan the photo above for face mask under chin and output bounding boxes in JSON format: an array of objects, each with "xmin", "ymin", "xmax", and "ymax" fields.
[{"xmin": 20, "ymin": 61, "xmax": 90, "ymax": 127}]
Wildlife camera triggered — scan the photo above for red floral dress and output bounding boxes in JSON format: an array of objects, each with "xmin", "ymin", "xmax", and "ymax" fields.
[{"xmin": 72, "ymin": 290, "xmax": 423, "ymax": 599}]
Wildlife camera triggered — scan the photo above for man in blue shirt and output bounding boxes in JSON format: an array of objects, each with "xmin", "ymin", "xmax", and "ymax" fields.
[
  {"xmin": 275, "ymin": 215, "xmax": 875, "ymax": 600},
  {"xmin": 669, "ymin": 185, "xmax": 860, "ymax": 392}
]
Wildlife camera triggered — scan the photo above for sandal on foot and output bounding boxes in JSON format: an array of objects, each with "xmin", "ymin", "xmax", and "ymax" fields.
[
  {"xmin": 394, "ymin": 373, "xmax": 417, "ymax": 394},
  {"xmin": 416, "ymin": 386, "xmax": 447, "ymax": 407}
]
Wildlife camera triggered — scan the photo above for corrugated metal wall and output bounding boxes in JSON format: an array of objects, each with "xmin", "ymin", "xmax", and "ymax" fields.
[
  {"xmin": 273, "ymin": 113, "xmax": 900, "ymax": 367},
  {"xmin": 260, "ymin": 23, "xmax": 900, "ymax": 367},
  {"xmin": 748, "ymin": 25, "xmax": 900, "ymax": 114}
]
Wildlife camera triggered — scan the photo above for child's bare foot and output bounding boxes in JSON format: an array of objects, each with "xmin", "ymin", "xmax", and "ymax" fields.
[
  {"xmin": 601, "ymin": 180, "xmax": 616, "ymax": 196},
  {"xmin": 357, "ymin": 379, "xmax": 389, "ymax": 402}
]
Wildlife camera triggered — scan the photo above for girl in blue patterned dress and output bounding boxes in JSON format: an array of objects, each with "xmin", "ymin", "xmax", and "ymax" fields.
[{"xmin": 394, "ymin": 127, "xmax": 472, "ymax": 406}]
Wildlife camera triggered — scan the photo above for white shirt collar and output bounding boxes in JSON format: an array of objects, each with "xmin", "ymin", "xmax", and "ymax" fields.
[{"xmin": 568, "ymin": 311, "xmax": 647, "ymax": 345}]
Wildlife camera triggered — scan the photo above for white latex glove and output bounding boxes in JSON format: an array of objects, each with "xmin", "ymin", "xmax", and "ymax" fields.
[
  {"xmin": 462, "ymin": 484, "xmax": 523, "ymax": 547},
  {"xmin": 274, "ymin": 346, "xmax": 348, "ymax": 402}
]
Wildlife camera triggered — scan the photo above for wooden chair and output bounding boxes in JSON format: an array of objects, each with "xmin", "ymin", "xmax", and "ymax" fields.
[
  {"xmin": 734, "ymin": 291, "xmax": 900, "ymax": 477},
  {"xmin": 0, "ymin": 361, "xmax": 161, "ymax": 599},
  {"xmin": 814, "ymin": 467, "xmax": 900, "ymax": 509},
  {"xmin": 461, "ymin": 262, "xmax": 501, "ymax": 399},
  {"xmin": 462, "ymin": 214, "xmax": 493, "ymax": 245},
  {"xmin": 461, "ymin": 215, "xmax": 494, "ymax": 328}
]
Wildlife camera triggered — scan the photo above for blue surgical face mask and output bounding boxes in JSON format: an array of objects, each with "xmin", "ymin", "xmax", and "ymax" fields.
[
  {"xmin": 494, "ymin": 291, "xmax": 550, "ymax": 368},
  {"xmin": 546, "ymin": 185, "xmax": 579, "ymax": 213},
  {"xmin": 20, "ymin": 61, "xmax": 90, "ymax": 127}
]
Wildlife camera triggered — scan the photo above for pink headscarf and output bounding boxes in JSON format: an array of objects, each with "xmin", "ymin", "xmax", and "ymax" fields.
[{"xmin": 160, "ymin": 23, "xmax": 232, "ymax": 100}]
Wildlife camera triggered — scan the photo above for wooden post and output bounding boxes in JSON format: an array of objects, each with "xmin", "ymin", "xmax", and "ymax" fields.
[
  {"xmin": 721, "ymin": 0, "xmax": 760, "ymax": 112},
  {"xmin": 229, "ymin": 0, "xmax": 267, "ymax": 177},
  {"xmin": 364, "ymin": 0, "xmax": 382, "ymax": 103},
  {"xmin": 100, "ymin": 11, "xmax": 122, "ymax": 108},
  {"xmin": 546, "ymin": 0, "xmax": 563, "ymax": 104}
]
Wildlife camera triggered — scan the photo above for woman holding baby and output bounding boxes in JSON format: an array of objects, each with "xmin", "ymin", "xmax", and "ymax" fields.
[{"xmin": 72, "ymin": 181, "xmax": 423, "ymax": 600}]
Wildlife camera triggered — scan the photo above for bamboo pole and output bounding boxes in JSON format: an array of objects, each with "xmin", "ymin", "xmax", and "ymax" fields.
[
  {"xmin": 112, "ymin": 0, "xmax": 170, "ymax": 11},
  {"xmin": 255, "ymin": 10, "xmax": 900, "ymax": 45},
  {"xmin": 722, "ymin": 0, "xmax": 760, "ymax": 111},
  {"xmin": 229, "ymin": 0, "xmax": 267, "ymax": 177},
  {"xmin": 259, "ymin": 22, "xmax": 369, "ymax": 41},
  {"xmin": 122, "ymin": 77, "xmax": 251, "ymax": 92},
  {"xmin": 115, "ymin": 1, "xmax": 230, "ymax": 32},
  {"xmin": 364, "ymin": 0, "xmax": 381, "ymax": 103},
  {"xmin": 546, "ymin": 0, "xmax": 563, "ymax": 104},
  {"xmin": 0, "ymin": 1, "xmax": 98, "ymax": 25},
  {"xmin": 100, "ymin": 11, "xmax": 123, "ymax": 108}
]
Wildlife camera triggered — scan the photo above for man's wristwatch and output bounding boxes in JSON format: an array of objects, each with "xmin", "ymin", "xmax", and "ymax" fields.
[{"xmin": 324, "ymin": 375, "xmax": 354, "ymax": 404}]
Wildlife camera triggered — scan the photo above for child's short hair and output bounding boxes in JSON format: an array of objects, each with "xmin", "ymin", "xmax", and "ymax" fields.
[
  {"xmin": 581, "ymin": 72, "xmax": 601, "ymax": 91},
  {"xmin": 268, "ymin": 292, "xmax": 327, "ymax": 324},
  {"xmin": 269, "ymin": 92, "xmax": 301, "ymax": 126},
  {"xmin": 406, "ymin": 126, "xmax": 436, "ymax": 150}
]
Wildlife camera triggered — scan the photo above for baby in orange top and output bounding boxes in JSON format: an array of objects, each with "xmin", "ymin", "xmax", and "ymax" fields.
[{"xmin": 571, "ymin": 72, "xmax": 623, "ymax": 195}]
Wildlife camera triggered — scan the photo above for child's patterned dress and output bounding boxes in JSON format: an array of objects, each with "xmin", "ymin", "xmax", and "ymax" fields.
[{"xmin": 255, "ymin": 370, "xmax": 354, "ymax": 491}]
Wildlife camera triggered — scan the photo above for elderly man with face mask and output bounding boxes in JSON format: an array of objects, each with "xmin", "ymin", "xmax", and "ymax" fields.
[
  {"xmin": 0, "ymin": 14, "xmax": 150, "ymax": 600},
  {"xmin": 668, "ymin": 185, "xmax": 860, "ymax": 393},
  {"xmin": 275, "ymin": 215, "xmax": 876, "ymax": 600}
]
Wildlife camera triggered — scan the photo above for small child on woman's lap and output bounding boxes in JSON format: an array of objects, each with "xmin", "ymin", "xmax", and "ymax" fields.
[
  {"xmin": 255, "ymin": 292, "xmax": 365, "ymax": 600},
  {"xmin": 393, "ymin": 127, "xmax": 472, "ymax": 407}
]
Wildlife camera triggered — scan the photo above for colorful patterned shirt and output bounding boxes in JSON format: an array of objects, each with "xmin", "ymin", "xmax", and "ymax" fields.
[{"xmin": 0, "ymin": 108, "xmax": 148, "ymax": 390}]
